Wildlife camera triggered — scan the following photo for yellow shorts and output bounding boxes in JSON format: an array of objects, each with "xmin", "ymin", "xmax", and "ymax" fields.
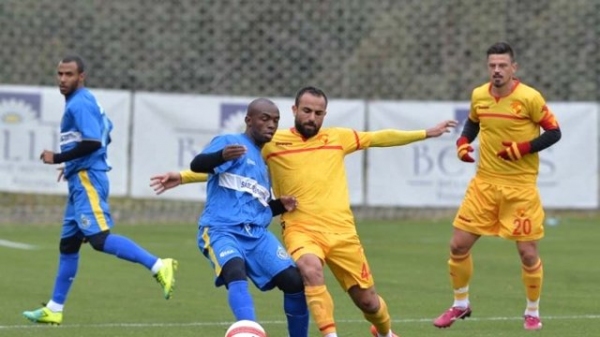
[
  {"xmin": 282, "ymin": 225, "xmax": 374, "ymax": 291},
  {"xmin": 454, "ymin": 176, "xmax": 545, "ymax": 241}
]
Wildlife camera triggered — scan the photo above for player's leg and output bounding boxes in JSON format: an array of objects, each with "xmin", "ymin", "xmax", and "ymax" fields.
[
  {"xmin": 74, "ymin": 170, "xmax": 177, "ymax": 299},
  {"xmin": 434, "ymin": 177, "xmax": 499, "ymax": 328},
  {"xmin": 283, "ymin": 227, "xmax": 335, "ymax": 337},
  {"xmin": 22, "ymin": 199, "xmax": 82, "ymax": 325},
  {"xmin": 221, "ymin": 258, "xmax": 256, "ymax": 320},
  {"xmin": 247, "ymin": 229, "xmax": 308, "ymax": 337},
  {"xmin": 498, "ymin": 184, "xmax": 544, "ymax": 330},
  {"xmin": 323, "ymin": 232, "xmax": 397, "ymax": 337},
  {"xmin": 348, "ymin": 286, "xmax": 396, "ymax": 337},
  {"xmin": 199, "ymin": 226, "xmax": 255, "ymax": 321},
  {"xmin": 517, "ymin": 240, "xmax": 543, "ymax": 330},
  {"xmin": 448, "ymin": 228, "xmax": 479, "ymax": 306}
]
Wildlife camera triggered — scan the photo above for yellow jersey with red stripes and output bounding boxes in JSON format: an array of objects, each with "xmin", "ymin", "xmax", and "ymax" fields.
[
  {"xmin": 470, "ymin": 80, "xmax": 559, "ymax": 185},
  {"xmin": 263, "ymin": 127, "xmax": 427, "ymax": 233},
  {"xmin": 262, "ymin": 127, "xmax": 361, "ymax": 233}
]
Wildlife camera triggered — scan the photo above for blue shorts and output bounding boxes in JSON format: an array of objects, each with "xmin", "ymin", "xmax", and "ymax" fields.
[
  {"xmin": 198, "ymin": 224, "xmax": 295, "ymax": 291},
  {"xmin": 62, "ymin": 170, "xmax": 113, "ymax": 239}
]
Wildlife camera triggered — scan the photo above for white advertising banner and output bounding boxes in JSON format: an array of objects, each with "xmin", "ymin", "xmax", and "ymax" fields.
[
  {"xmin": 130, "ymin": 93, "xmax": 366, "ymax": 203},
  {"xmin": 367, "ymin": 101, "xmax": 598, "ymax": 208},
  {"xmin": 0, "ymin": 85, "xmax": 131, "ymax": 196}
]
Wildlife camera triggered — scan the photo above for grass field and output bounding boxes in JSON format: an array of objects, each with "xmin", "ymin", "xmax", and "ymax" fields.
[{"xmin": 1, "ymin": 217, "xmax": 599, "ymax": 336}]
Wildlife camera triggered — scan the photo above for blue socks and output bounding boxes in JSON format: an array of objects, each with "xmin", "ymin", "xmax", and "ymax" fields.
[
  {"xmin": 102, "ymin": 234, "xmax": 158, "ymax": 269},
  {"xmin": 284, "ymin": 291, "xmax": 309, "ymax": 337},
  {"xmin": 51, "ymin": 253, "xmax": 79, "ymax": 304},
  {"xmin": 227, "ymin": 280, "xmax": 255, "ymax": 320}
]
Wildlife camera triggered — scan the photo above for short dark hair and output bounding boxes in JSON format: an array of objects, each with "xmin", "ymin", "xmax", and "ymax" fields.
[
  {"xmin": 486, "ymin": 42, "xmax": 515, "ymax": 62},
  {"xmin": 294, "ymin": 86, "xmax": 328, "ymax": 107},
  {"xmin": 61, "ymin": 55, "xmax": 86, "ymax": 73}
]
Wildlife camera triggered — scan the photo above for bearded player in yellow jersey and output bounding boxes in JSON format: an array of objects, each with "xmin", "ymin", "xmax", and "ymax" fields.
[
  {"xmin": 433, "ymin": 42, "xmax": 561, "ymax": 331},
  {"xmin": 262, "ymin": 86, "xmax": 456, "ymax": 337},
  {"xmin": 150, "ymin": 88, "xmax": 457, "ymax": 337}
]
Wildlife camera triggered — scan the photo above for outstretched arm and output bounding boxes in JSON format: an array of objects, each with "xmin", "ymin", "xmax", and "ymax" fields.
[
  {"xmin": 367, "ymin": 120, "xmax": 457, "ymax": 147},
  {"xmin": 150, "ymin": 170, "xmax": 208, "ymax": 195}
]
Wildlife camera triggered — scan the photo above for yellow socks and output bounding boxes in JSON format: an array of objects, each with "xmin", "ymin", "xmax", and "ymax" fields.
[
  {"xmin": 305, "ymin": 285, "xmax": 336, "ymax": 335},
  {"xmin": 363, "ymin": 296, "xmax": 392, "ymax": 335},
  {"xmin": 449, "ymin": 252, "xmax": 472, "ymax": 307},
  {"xmin": 522, "ymin": 258, "xmax": 543, "ymax": 316}
]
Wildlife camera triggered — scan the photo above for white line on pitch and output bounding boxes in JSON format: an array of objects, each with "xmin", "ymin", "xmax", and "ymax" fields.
[
  {"xmin": 3, "ymin": 314, "xmax": 600, "ymax": 329},
  {"xmin": 0, "ymin": 239, "xmax": 36, "ymax": 250}
]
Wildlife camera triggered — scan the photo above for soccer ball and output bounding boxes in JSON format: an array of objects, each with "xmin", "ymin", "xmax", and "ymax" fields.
[{"xmin": 224, "ymin": 320, "xmax": 267, "ymax": 337}]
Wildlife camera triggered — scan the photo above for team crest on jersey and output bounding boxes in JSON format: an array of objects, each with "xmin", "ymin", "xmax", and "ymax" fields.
[
  {"xmin": 80, "ymin": 214, "xmax": 91, "ymax": 229},
  {"xmin": 0, "ymin": 92, "xmax": 41, "ymax": 125},
  {"xmin": 277, "ymin": 246, "xmax": 290, "ymax": 260},
  {"xmin": 511, "ymin": 101, "xmax": 523, "ymax": 115},
  {"xmin": 317, "ymin": 134, "xmax": 329, "ymax": 144}
]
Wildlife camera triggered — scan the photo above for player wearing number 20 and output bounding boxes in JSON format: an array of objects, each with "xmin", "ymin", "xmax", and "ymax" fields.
[{"xmin": 433, "ymin": 42, "xmax": 561, "ymax": 331}]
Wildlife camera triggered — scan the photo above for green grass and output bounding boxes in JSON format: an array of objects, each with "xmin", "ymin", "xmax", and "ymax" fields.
[{"xmin": 1, "ymin": 218, "xmax": 599, "ymax": 336}]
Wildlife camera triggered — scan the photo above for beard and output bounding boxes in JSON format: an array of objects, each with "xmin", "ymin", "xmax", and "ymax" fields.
[
  {"xmin": 60, "ymin": 80, "xmax": 81, "ymax": 96},
  {"xmin": 492, "ymin": 74, "xmax": 506, "ymax": 87},
  {"xmin": 295, "ymin": 120, "xmax": 319, "ymax": 138}
]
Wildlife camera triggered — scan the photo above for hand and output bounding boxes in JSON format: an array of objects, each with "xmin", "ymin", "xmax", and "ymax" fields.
[
  {"xmin": 150, "ymin": 172, "xmax": 182, "ymax": 195},
  {"xmin": 39, "ymin": 150, "xmax": 55, "ymax": 164},
  {"xmin": 426, "ymin": 120, "xmax": 458, "ymax": 138},
  {"xmin": 56, "ymin": 166, "xmax": 65, "ymax": 182},
  {"xmin": 279, "ymin": 195, "xmax": 298, "ymax": 212},
  {"xmin": 497, "ymin": 141, "xmax": 531, "ymax": 161},
  {"xmin": 222, "ymin": 145, "xmax": 247, "ymax": 161},
  {"xmin": 456, "ymin": 137, "xmax": 475, "ymax": 163}
]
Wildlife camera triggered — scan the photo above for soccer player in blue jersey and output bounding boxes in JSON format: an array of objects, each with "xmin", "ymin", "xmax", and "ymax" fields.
[
  {"xmin": 22, "ymin": 55, "xmax": 178, "ymax": 325},
  {"xmin": 187, "ymin": 98, "xmax": 308, "ymax": 337}
]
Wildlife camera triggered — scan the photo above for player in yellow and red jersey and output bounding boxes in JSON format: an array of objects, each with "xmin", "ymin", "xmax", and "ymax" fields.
[
  {"xmin": 263, "ymin": 86, "xmax": 456, "ymax": 337},
  {"xmin": 433, "ymin": 42, "xmax": 561, "ymax": 331}
]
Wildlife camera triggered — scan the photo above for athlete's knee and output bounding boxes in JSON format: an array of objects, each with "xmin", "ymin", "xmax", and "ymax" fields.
[
  {"xmin": 449, "ymin": 229, "xmax": 478, "ymax": 255},
  {"xmin": 221, "ymin": 257, "xmax": 247, "ymax": 285},
  {"xmin": 86, "ymin": 231, "xmax": 110, "ymax": 251},
  {"xmin": 348, "ymin": 285, "xmax": 379, "ymax": 313},
  {"xmin": 59, "ymin": 235, "xmax": 83, "ymax": 254},
  {"xmin": 273, "ymin": 267, "xmax": 304, "ymax": 294},
  {"xmin": 296, "ymin": 254, "xmax": 324, "ymax": 285},
  {"xmin": 517, "ymin": 241, "xmax": 539, "ymax": 266}
]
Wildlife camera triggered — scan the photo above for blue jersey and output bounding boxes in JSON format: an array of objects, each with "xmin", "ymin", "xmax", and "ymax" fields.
[
  {"xmin": 199, "ymin": 133, "xmax": 273, "ymax": 228},
  {"xmin": 60, "ymin": 88, "xmax": 112, "ymax": 178}
]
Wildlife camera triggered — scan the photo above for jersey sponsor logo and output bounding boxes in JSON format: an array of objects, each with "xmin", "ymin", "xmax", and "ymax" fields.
[
  {"xmin": 219, "ymin": 249, "xmax": 235, "ymax": 258},
  {"xmin": 60, "ymin": 131, "xmax": 82, "ymax": 145},
  {"xmin": 275, "ymin": 142, "xmax": 293, "ymax": 146},
  {"xmin": 246, "ymin": 158, "xmax": 256, "ymax": 166},
  {"xmin": 219, "ymin": 172, "xmax": 271, "ymax": 206}
]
